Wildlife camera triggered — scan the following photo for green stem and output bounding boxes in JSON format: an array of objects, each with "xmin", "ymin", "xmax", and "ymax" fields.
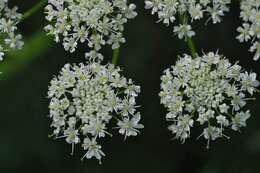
[
  {"xmin": 186, "ymin": 37, "xmax": 197, "ymax": 58},
  {"xmin": 178, "ymin": 13, "xmax": 197, "ymax": 58},
  {"xmin": 112, "ymin": 48, "xmax": 120, "ymax": 65},
  {"xmin": 21, "ymin": 0, "xmax": 48, "ymax": 21}
]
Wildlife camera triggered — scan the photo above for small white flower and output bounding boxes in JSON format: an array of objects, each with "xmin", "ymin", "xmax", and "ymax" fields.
[
  {"xmin": 216, "ymin": 115, "xmax": 229, "ymax": 127},
  {"xmin": 189, "ymin": 4, "xmax": 203, "ymax": 21},
  {"xmin": 168, "ymin": 114, "xmax": 194, "ymax": 143},
  {"xmin": 197, "ymin": 109, "xmax": 215, "ymax": 125},
  {"xmin": 199, "ymin": 126, "xmax": 222, "ymax": 148},
  {"xmin": 250, "ymin": 42, "xmax": 260, "ymax": 61},
  {"xmin": 159, "ymin": 52, "xmax": 258, "ymax": 147},
  {"xmin": 64, "ymin": 128, "xmax": 80, "ymax": 145},
  {"xmin": 173, "ymin": 24, "xmax": 195, "ymax": 39},
  {"xmin": 236, "ymin": 23, "xmax": 253, "ymax": 42},
  {"xmin": 219, "ymin": 104, "xmax": 229, "ymax": 113},
  {"xmin": 82, "ymin": 138, "xmax": 105, "ymax": 164},
  {"xmin": 240, "ymin": 72, "xmax": 259, "ymax": 95},
  {"xmin": 231, "ymin": 93, "xmax": 246, "ymax": 111},
  {"xmin": 117, "ymin": 113, "xmax": 144, "ymax": 139},
  {"xmin": 231, "ymin": 110, "xmax": 251, "ymax": 131}
]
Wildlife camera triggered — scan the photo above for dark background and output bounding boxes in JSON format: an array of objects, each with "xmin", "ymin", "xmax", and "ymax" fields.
[{"xmin": 0, "ymin": 1, "xmax": 260, "ymax": 173}]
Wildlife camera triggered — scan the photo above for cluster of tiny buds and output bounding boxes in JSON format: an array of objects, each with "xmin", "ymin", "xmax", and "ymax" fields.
[
  {"xmin": 145, "ymin": 0, "xmax": 231, "ymax": 39},
  {"xmin": 47, "ymin": 59, "xmax": 143, "ymax": 163},
  {"xmin": 0, "ymin": 0, "xmax": 24, "ymax": 61},
  {"xmin": 159, "ymin": 52, "xmax": 259, "ymax": 148},
  {"xmin": 237, "ymin": 0, "xmax": 260, "ymax": 61},
  {"xmin": 44, "ymin": 0, "xmax": 137, "ymax": 61}
]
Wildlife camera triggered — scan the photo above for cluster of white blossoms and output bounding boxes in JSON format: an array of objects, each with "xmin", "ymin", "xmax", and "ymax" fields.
[
  {"xmin": 47, "ymin": 60, "xmax": 143, "ymax": 163},
  {"xmin": 44, "ymin": 0, "xmax": 137, "ymax": 60},
  {"xmin": 145, "ymin": 0, "xmax": 231, "ymax": 39},
  {"xmin": 0, "ymin": 0, "xmax": 24, "ymax": 61},
  {"xmin": 237, "ymin": 0, "xmax": 260, "ymax": 61},
  {"xmin": 159, "ymin": 52, "xmax": 259, "ymax": 148}
]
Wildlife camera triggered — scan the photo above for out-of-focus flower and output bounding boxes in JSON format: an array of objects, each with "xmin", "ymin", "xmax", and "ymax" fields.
[{"xmin": 0, "ymin": 0, "xmax": 23, "ymax": 61}]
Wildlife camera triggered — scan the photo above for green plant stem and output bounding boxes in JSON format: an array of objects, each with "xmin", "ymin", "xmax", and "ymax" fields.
[
  {"xmin": 21, "ymin": 0, "xmax": 48, "ymax": 21},
  {"xmin": 186, "ymin": 37, "xmax": 197, "ymax": 58},
  {"xmin": 178, "ymin": 14, "xmax": 197, "ymax": 58},
  {"xmin": 112, "ymin": 48, "xmax": 120, "ymax": 65}
]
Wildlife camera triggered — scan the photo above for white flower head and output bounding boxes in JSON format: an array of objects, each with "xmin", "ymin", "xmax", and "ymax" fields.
[
  {"xmin": 48, "ymin": 59, "xmax": 143, "ymax": 163},
  {"xmin": 0, "ymin": 0, "xmax": 23, "ymax": 61},
  {"xmin": 45, "ymin": 0, "xmax": 137, "ymax": 60},
  {"xmin": 237, "ymin": 0, "xmax": 260, "ymax": 61},
  {"xmin": 159, "ymin": 52, "xmax": 259, "ymax": 148},
  {"xmin": 145, "ymin": 0, "xmax": 231, "ymax": 39}
]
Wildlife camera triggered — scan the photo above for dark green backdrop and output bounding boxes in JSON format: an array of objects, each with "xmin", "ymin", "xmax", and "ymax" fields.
[{"xmin": 0, "ymin": 1, "xmax": 259, "ymax": 173}]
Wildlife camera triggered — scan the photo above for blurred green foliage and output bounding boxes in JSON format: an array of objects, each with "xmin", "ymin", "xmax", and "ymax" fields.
[{"xmin": 0, "ymin": 31, "xmax": 53, "ymax": 79}]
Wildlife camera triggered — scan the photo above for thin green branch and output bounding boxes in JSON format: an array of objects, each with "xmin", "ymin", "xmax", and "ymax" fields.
[
  {"xmin": 178, "ymin": 13, "xmax": 197, "ymax": 58},
  {"xmin": 21, "ymin": 0, "xmax": 48, "ymax": 21},
  {"xmin": 112, "ymin": 48, "xmax": 120, "ymax": 65},
  {"xmin": 186, "ymin": 37, "xmax": 197, "ymax": 58}
]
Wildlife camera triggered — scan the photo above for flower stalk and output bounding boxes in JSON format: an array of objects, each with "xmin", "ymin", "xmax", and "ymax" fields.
[
  {"xmin": 21, "ymin": 0, "xmax": 48, "ymax": 21},
  {"xmin": 112, "ymin": 48, "xmax": 120, "ymax": 65},
  {"xmin": 186, "ymin": 36, "xmax": 197, "ymax": 58},
  {"xmin": 179, "ymin": 14, "xmax": 197, "ymax": 58}
]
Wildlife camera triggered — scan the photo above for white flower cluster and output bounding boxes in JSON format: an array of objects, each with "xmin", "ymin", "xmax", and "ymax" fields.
[
  {"xmin": 0, "ymin": 0, "xmax": 24, "ymax": 61},
  {"xmin": 48, "ymin": 60, "xmax": 143, "ymax": 163},
  {"xmin": 237, "ymin": 0, "xmax": 260, "ymax": 61},
  {"xmin": 159, "ymin": 52, "xmax": 259, "ymax": 148},
  {"xmin": 145, "ymin": 0, "xmax": 231, "ymax": 39},
  {"xmin": 44, "ymin": 0, "xmax": 137, "ymax": 60}
]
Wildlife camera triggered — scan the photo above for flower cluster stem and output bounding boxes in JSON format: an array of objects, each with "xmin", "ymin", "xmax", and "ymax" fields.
[
  {"xmin": 186, "ymin": 37, "xmax": 197, "ymax": 58},
  {"xmin": 179, "ymin": 14, "xmax": 197, "ymax": 58},
  {"xmin": 21, "ymin": 0, "xmax": 48, "ymax": 21},
  {"xmin": 112, "ymin": 48, "xmax": 120, "ymax": 65}
]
